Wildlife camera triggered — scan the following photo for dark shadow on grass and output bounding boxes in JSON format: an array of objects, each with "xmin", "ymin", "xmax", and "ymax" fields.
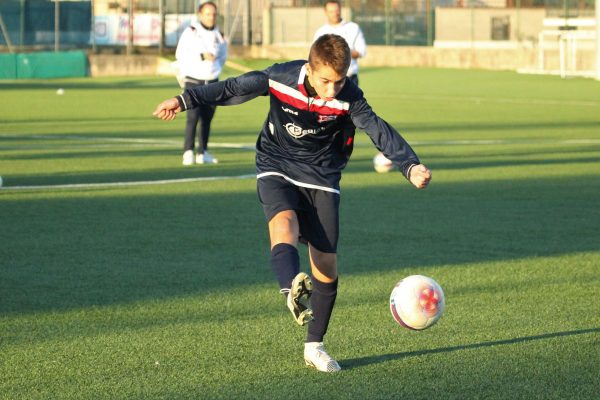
[
  {"xmin": 341, "ymin": 327, "xmax": 600, "ymax": 370},
  {"xmin": 2, "ymin": 161, "xmax": 255, "ymax": 187},
  {"xmin": 0, "ymin": 79, "xmax": 177, "ymax": 91},
  {"xmin": 0, "ymin": 116, "xmax": 157, "ymax": 124},
  {"xmin": 0, "ymin": 138, "xmax": 255, "ymax": 163},
  {"xmin": 1, "ymin": 174, "xmax": 598, "ymax": 316}
]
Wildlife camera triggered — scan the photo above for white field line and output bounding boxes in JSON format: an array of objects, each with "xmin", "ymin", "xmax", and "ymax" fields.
[
  {"xmin": 411, "ymin": 139, "xmax": 600, "ymax": 145},
  {"xmin": 1, "ymin": 119, "xmax": 150, "ymax": 127},
  {"xmin": 379, "ymin": 94, "xmax": 600, "ymax": 108},
  {"xmin": 225, "ymin": 60, "xmax": 253, "ymax": 73},
  {"xmin": 1, "ymin": 136, "xmax": 598, "ymax": 191},
  {"xmin": 0, "ymin": 134, "xmax": 256, "ymax": 150},
  {"xmin": 561, "ymin": 139, "xmax": 600, "ymax": 144},
  {"xmin": 1, "ymin": 134, "xmax": 599, "ymax": 148},
  {"xmin": 1, "ymin": 174, "xmax": 256, "ymax": 191}
]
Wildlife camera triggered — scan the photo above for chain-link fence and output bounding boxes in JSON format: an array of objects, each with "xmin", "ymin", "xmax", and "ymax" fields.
[
  {"xmin": 0, "ymin": 0, "xmax": 596, "ymax": 52},
  {"xmin": 0, "ymin": 0, "xmax": 92, "ymax": 51}
]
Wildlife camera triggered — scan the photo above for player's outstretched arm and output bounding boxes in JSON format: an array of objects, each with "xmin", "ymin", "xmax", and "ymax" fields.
[
  {"xmin": 152, "ymin": 98, "xmax": 181, "ymax": 121},
  {"xmin": 409, "ymin": 164, "xmax": 432, "ymax": 189}
]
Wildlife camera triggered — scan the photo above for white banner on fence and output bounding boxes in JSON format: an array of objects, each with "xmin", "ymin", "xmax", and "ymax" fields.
[{"xmin": 93, "ymin": 14, "xmax": 195, "ymax": 47}]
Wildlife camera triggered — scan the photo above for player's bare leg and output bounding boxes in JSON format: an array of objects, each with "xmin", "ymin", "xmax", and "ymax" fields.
[
  {"xmin": 268, "ymin": 210, "xmax": 299, "ymax": 247},
  {"xmin": 308, "ymin": 246, "xmax": 337, "ymax": 283}
]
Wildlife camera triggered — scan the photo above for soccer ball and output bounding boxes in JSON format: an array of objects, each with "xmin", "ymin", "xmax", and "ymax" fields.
[
  {"xmin": 390, "ymin": 275, "xmax": 445, "ymax": 330},
  {"xmin": 373, "ymin": 152, "xmax": 394, "ymax": 173}
]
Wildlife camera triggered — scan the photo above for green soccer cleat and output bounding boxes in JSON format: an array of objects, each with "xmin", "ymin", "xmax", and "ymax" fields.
[{"xmin": 286, "ymin": 272, "xmax": 313, "ymax": 326}]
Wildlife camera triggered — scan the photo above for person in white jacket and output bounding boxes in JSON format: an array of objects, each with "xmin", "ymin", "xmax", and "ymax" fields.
[
  {"xmin": 175, "ymin": 1, "xmax": 227, "ymax": 165},
  {"xmin": 313, "ymin": 1, "xmax": 366, "ymax": 86}
]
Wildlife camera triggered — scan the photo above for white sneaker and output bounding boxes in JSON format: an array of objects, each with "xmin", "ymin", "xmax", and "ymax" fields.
[
  {"xmin": 182, "ymin": 150, "xmax": 195, "ymax": 166},
  {"xmin": 304, "ymin": 342, "xmax": 341, "ymax": 373},
  {"xmin": 196, "ymin": 151, "xmax": 218, "ymax": 164},
  {"xmin": 286, "ymin": 272, "xmax": 313, "ymax": 326}
]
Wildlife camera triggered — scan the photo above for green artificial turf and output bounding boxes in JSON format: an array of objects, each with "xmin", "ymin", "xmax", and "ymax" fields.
[{"xmin": 1, "ymin": 66, "xmax": 599, "ymax": 399}]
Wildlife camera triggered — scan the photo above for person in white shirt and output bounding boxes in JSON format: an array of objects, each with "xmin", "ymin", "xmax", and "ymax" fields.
[
  {"xmin": 175, "ymin": 1, "xmax": 227, "ymax": 165},
  {"xmin": 313, "ymin": 0, "xmax": 366, "ymax": 86}
]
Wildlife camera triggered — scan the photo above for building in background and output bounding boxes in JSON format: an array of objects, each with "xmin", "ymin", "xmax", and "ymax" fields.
[{"xmin": 0, "ymin": 1, "xmax": 597, "ymax": 78}]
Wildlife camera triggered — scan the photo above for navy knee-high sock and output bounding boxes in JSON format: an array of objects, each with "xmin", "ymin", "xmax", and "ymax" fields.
[
  {"xmin": 270, "ymin": 243, "xmax": 300, "ymax": 292},
  {"xmin": 306, "ymin": 277, "xmax": 338, "ymax": 343}
]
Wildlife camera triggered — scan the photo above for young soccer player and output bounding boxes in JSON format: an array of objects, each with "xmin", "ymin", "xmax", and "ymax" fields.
[{"xmin": 153, "ymin": 34, "xmax": 432, "ymax": 373}]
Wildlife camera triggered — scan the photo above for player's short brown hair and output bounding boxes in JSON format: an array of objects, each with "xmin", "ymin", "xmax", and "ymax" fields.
[
  {"xmin": 198, "ymin": 1, "xmax": 217, "ymax": 12},
  {"xmin": 308, "ymin": 34, "xmax": 350, "ymax": 76},
  {"xmin": 324, "ymin": 0, "xmax": 341, "ymax": 8}
]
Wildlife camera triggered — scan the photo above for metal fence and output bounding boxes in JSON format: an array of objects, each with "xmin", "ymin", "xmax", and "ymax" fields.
[
  {"xmin": 0, "ymin": 0, "xmax": 596, "ymax": 52},
  {"xmin": 0, "ymin": 0, "xmax": 92, "ymax": 51}
]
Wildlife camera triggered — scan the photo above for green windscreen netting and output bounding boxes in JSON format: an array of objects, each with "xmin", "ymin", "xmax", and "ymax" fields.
[{"xmin": 0, "ymin": 51, "xmax": 87, "ymax": 79}]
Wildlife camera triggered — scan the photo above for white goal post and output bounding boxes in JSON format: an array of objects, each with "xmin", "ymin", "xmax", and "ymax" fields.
[
  {"xmin": 536, "ymin": 18, "xmax": 597, "ymax": 79},
  {"xmin": 596, "ymin": 0, "xmax": 600, "ymax": 80}
]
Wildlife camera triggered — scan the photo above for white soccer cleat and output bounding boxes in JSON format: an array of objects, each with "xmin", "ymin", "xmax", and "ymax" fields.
[
  {"xmin": 286, "ymin": 272, "xmax": 313, "ymax": 326},
  {"xmin": 182, "ymin": 150, "xmax": 195, "ymax": 166},
  {"xmin": 304, "ymin": 342, "xmax": 341, "ymax": 373},
  {"xmin": 196, "ymin": 151, "xmax": 218, "ymax": 164}
]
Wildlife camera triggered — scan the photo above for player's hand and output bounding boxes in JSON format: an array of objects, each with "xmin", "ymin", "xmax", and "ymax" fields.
[
  {"xmin": 202, "ymin": 53, "xmax": 216, "ymax": 61},
  {"xmin": 152, "ymin": 98, "xmax": 181, "ymax": 121},
  {"xmin": 409, "ymin": 164, "xmax": 432, "ymax": 189}
]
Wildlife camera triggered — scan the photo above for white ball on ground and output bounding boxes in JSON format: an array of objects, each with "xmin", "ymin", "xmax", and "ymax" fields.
[
  {"xmin": 56, "ymin": 88, "xmax": 65, "ymax": 95},
  {"xmin": 390, "ymin": 275, "xmax": 445, "ymax": 330},
  {"xmin": 373, "ymin": 152, "xmax": 395, "ymax": 173}
]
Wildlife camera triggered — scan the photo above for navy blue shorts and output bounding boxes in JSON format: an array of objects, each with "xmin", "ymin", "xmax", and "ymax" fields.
[{"xmin": 257, "ymin": 175, "xmax": 340, "ymax": 253}]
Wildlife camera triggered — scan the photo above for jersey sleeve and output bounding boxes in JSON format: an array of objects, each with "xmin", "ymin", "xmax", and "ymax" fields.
[
  {"xmin": 177, "ymin": 68, "xmax": 270, "ymax": 109},
  {"xmin": 352, "ymin": 25, "xmax": 367, "ymax": 57},
  {"xmin": 214, "ymin": 32, "xmax": 228, "ymax": 71},
  {"xmin": 349, "ymin": 97, "xmax": 420, "ymax": 179},
  {"xmin": 175, "ymin": 28, "xmax": 198, "ymax": 63}
]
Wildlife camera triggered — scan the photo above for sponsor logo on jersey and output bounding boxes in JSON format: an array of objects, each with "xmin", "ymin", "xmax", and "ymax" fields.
[
  {"xmin": 317, "ymin": 114, "xmax": 337, "ymax": 123},
  {"xmin": 269, "ymin": 78, "xmax": 350, "ymax": 116},
  {"xmin": 284, "ymin": 123, "xmax": 322, "ymax": 139},
  {"xmin": 281, "ymin": 106, "xmax": 298, "ymax": 115}
]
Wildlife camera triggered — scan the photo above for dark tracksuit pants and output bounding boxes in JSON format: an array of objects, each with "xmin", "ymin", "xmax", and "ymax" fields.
[{"xmin": 183, "ymin": 79, "xmax": 217, "ymax": 153}]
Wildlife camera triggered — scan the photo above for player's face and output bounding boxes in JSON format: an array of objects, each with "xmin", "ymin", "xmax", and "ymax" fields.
[
  {"xmin": 325, "ymin": 3, "xmax": 342, "ymax": 25},
  {"xmin": 198, "ymin": 4, "xmax": 217, "ymax": 29},
  {"xmin": 306, "ymin": 63, "xmax": 346, "ymax": 101}
]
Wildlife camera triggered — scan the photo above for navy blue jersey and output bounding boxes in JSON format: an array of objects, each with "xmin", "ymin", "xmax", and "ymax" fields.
[{"xmin": 176, "ymin": 60, "xmax": 420, "ymax": 193}]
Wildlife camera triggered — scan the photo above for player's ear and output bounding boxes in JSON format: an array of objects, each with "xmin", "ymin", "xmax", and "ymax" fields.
[{"xmin": 305, "ymin": 63, "xmax": 312, "ymax": 77}]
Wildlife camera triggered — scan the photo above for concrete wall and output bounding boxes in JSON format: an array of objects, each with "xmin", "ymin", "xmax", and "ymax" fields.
[
  {"xmin": 88, "ymin": 44, "xmax": 595, "ymax": 77},
  {"xmin": 89, "ymin": 54, "xmax": 158, "ymax": 76},
  {"xmin": 266, "ymin": 7, "xmax": 352, "ymax": 45},
  {"xmin": 435, "ymin": 7, "xmax": 546, "ymax": 45},
  {"xmin": 228, "ymin": 44, "xmax": 540, "ymax": 71}
]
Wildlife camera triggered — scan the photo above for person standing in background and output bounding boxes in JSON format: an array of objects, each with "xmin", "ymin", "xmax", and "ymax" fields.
[
  {"xmin": 175, "ymin": 1, "xmax": 227, "ymax": 165},
  {"xmin": 313, "ymin": 0, "xmax": 366, "ymax": 86}
]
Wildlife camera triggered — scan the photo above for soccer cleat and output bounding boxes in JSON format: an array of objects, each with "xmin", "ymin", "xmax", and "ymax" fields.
[
  {"xmin": 182, "ymin": 150, "xmax": 195, "ymax": 166},
  {"xmin": 304, "ymin": 342, "xmax": 341, "ymax": 373},
  {"xmin": 287, "ymin": 272, "xmax": 313, "ymax": 326},
  {"xmin": 196, "ymin": 151, "xmax": 218, "ymax": 164}
]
